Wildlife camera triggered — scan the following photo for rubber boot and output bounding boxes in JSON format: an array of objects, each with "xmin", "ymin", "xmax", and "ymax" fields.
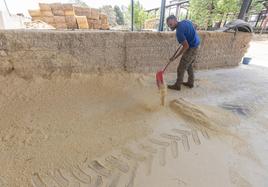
[
  {"xmin": 167, "ymin": 82, "xmax": 181, "ymax": 91},
  {"xmin": 182, "ymin": 82, "xmax": 194, "ymax": 88}
]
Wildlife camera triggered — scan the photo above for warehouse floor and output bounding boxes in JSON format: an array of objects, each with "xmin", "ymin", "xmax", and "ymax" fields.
[{"xmin": 0, "ymin": 37, "xmax": 267, "ymax": 186}]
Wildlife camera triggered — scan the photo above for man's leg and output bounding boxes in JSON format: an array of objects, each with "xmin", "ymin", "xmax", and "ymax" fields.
[
  {"xmin": 168, "ymin": 55, "xmax": 187, "ymax": 91},
  {"xmin": 185, "ymin": 63, "xmax": 194, "ymax": 87},
  {"xmin": 183, "ymin": 48, "xmax": 198, "ymax": 88}
]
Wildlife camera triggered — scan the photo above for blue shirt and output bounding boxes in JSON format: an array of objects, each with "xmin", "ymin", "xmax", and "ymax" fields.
[{"xmin": 176, "ymin": 20, "xmax": 200, "ymax": 48}]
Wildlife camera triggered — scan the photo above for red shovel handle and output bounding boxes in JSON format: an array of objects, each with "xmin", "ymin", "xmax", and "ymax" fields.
[{"xmin": 163, "ymin": 45, "xmax": 182, "ymax": 72}]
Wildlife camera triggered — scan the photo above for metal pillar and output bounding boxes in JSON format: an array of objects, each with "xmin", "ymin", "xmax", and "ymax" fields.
[
  {"xmin": 175, "ymin": 5, "xmax": 180, "ymax": 18},
  {"xmin": 131, "ymin": 0, "xmax": 134, "ymax": 31},
  {"xmin": 238, "ymin": 0, "xmax": 252, "ymax": 20},
  {"xmin": 255, "ymin": 12, "xmax": 261, "ymax": 27},
  {"xmin": 185, "ymin": 9, "xmax": 189, "ymax": 19},
  {"xmin": 3, "ymin": 0, "xmax": 11, "ymax": 16},
  {"xmin": 158, "ymin": 0, "xmax": 166, "ymax": 31}
]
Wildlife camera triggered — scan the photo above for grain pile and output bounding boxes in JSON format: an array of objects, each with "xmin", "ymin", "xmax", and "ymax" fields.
[
  {"xmin": 24, "ymin": 20, "xmax": 55, "ymax": 29},
  {"xmin": 159, "ymin": 83, "xmax": 167, "ymax": 106},
  {"xmin": 0, "ymin": 73, "xmax": 159, "ymax": 186},
  {"xmin": 169, "ymin": 99, "xmax": 240, "ymax": 133},
  {"xmin": 28, "ymin": 3, "xmax": 109, "ymax": 30}
]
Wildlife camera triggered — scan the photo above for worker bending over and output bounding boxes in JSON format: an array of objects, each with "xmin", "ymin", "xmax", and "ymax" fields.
[{"xmin": 166, "ymin": 15, "xmax": 200, "ymax": 91}]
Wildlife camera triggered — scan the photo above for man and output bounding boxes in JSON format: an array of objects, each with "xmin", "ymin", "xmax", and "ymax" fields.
[{"xmin": 166, "ymin": 15, "xmax": 200, "ymax": 91}]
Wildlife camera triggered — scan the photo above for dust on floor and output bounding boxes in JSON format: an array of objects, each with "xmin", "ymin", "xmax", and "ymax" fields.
[{"xmin": 0, "ymin": 64, "xmax": 268, "ymax": 186}]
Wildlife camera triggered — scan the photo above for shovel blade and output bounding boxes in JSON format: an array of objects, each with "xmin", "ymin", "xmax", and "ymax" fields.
[{"xmin": 156, "ymin": 70, "xmax": 164, "ymax": 88}]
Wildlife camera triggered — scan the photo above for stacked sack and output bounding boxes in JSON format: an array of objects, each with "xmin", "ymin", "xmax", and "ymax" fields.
[
  {"xmin": 99, "ymin": 14, "xmax": 109, "ymax": 30},
  {"xmin": 88, "ymin": 8, "xmax": 101, "ymax": 29},
  {"xmin": 73, "ymin": 6, "xmax": 108, "ymax": 30},
  {"xmin": 29, "ymin": 3, "xmax": 55, "ymax": 27},
  {"xmin": 28, "ymin": 3, "xmax": 109, "ymax": 30},
  {"xmin": 73, "ymin": 6, "xmax": 90, "ymax": 29},
  {"xmin": 62, "ymin": 4, "xmax": 78, "ymax": 29}
]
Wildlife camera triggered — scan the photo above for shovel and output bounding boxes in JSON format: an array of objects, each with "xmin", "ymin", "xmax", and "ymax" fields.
[{"xmin": 156, "ymin": 45, "xmax": 182, "ymax": 89}]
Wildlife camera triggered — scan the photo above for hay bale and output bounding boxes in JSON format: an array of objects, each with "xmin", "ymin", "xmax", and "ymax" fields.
[
  {"xmin": 65, "ymin": 16, "xmax": 77, "ymax": 29},
  {"xmin": 62, "ymin": 3, "xmax": 75, "ymax": 16},
  {"xmin": 88, "ymin": 19, "xmax": 101, "ymax": 29},
  {"xmin": 62, "ymin": 4, "xmax": 74, "ymax": 11},
  {"xmin": 50, "ymin": 3, "xmax": 62, "ymax": 10},
  {"xmin": 41, "ymin": 10, "xmax": 53, "ymax": 17},
  {"xmin": 39, "ymin": 3, "xmax": 51, "ymax": 11},
  {"xmin": 41, "ymin": 16, "xmax": 55, "ymax": 25},
  {"xmin": 73, "ymin": 6, "xmax": 82, "ymax": 15},
  {"xmin": 84, "ymin": 8, "xmax": 91, "ymax": 18},
  {"xmin": 28, "ymin": 10, "xmax": 41, "ymax": 17},
  {"xmin": 100, "ymin": 14, "xmax": 108, "ymax": 24},
  {"xmin": 55, "ymin": 23, "xmax": 67, "ymax": 29},
  {"xmin": 52, "ymin": 9, "xmax": 65, "ymax": 16},
  {"xmin": 64, "ymin": 10, "xmax": 75, "ymax": 16},
  {"xmin": 50, "ymin": 3, "xmax": 65, "ymax": 16},
  {"xmin": 101, "ymin": 24, "xmax": 110, "ymax": 30},
  {"xmin": 74, "ymin": 6, "xmax": 91, "ymax": 17},
  {"xmin": 87, "ymin": 19, "xmax": 94, "ymax": 29},
  {"xmin": 54, "ymin": 16, "xmax": 66, "ymax": 24},
  {"xmin": 90, "ymin": 8, "xmax": 99, "ymax": 20},
  {"xmin": 93, "ymin": 21, "xmax": 101, "ymax": 29},
  {"xmin": 76, "ymin": 16, "xmax": 89, "ymax": 29}
]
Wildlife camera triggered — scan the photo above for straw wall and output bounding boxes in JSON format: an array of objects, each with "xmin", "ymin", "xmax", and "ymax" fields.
[
  {"xmin": 0, "ymin": 30, "xmax": 252, "ymax": 78},
  {"xmin": 125, "ymin": 31, "xmax": 252, "ymax": 72}
]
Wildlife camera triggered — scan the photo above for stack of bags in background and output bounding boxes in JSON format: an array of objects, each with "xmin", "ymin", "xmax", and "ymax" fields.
[
  {"xmin": 73, "ymin": 6, "xmax": 109, "ymax": 29},
  {"xmin": 28, "ymin": 3, "xmax": 109, "ymax": 30},
  {"xmin": 73, "ymin": 6, "xmax": 90, "ymax": 29}
]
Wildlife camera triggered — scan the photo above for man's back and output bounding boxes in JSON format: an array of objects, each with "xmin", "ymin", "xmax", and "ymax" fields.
[{"xmin": 176, "ymin": 20, "xmax": 200, "ymax": 48}]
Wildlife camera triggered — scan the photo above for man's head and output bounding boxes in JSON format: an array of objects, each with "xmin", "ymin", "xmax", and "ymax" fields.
[{"xmin": 166, "ymin": 15, "xmax": 178, "ymax": 31}]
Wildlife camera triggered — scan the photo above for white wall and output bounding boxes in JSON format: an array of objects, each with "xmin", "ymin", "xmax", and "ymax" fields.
[{"xmin": 0, "ymin": 11, "xmax": 27, "ymax": 29}]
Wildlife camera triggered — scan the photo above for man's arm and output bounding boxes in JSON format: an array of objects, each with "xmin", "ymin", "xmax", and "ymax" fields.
[{"xmin": 170, "ymin": 40, "xmax": 189, "ymax": 61}]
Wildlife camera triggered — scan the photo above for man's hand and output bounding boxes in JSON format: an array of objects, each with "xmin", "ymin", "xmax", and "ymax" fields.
[
  {"xmin": 169, "ymin": 40, "xmax": 189, "ymax": 62},
  {"xmin": 173, "ymin": 40, "xmax": 189, "ymax": 60}
]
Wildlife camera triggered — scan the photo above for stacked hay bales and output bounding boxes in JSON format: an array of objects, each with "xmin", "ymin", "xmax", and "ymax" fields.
[
  {"xmin": 28, "ymin": 3, "xmax": 55, "ymax": 28},
  {"xmin": 63, "ymin": 4, "xmax": 77, "ymax": 29},
  {"xmin": 88, "ymin": 8, "xmax": 101, "ymax": 29},
  {"xmin": 54, "ymin": 16, "xmax": 67, "ymax": 29},
  {"xmin": 50, "ymin": 3, "xmax": 67, "ymax": 29},
  {"xmin": 28, "ymin": 3, "xmax": 109, "ymax": 30},
  {"xmin": 28, "ymin": 10, "xmax": 41, "ymax": 21},
  {"xmin": 50, "ymin": 3, "xmax": 64, "ymax": 16},
  {"xmin": 63, "ymin": 4, "xmax": 75, "ymax": 16},
  {"xmin": 39, "ymin": 3, "xmax": 55, "ymax": 27},
  {"xmin": 100, "ymin": 14, "xmax": 109, "ymax": 30},
  {"xmin": 39, "ymin": 3, "xmax": 53, "ymax": 16},
  {"xmin": 73, "ymin": 6, "xmax": 90, "ymax": 29},
  {"xmin": 76, "ymin": 16, "xmax": 89, "ymax": 29}
]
